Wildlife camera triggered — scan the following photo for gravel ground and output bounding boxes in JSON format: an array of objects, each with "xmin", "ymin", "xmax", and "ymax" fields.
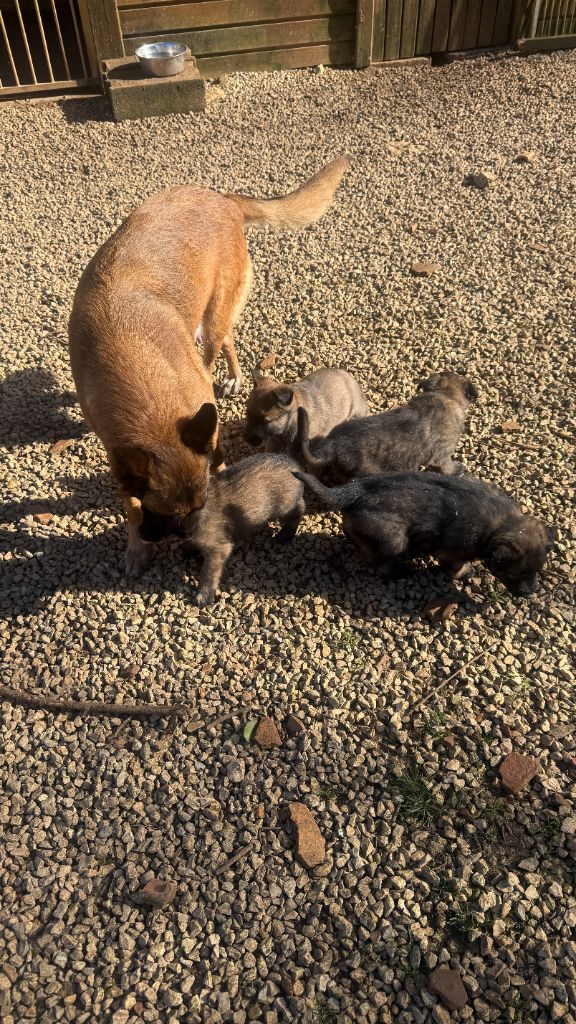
[{"xmin": 1, "ymin": 50, "xmax": 575, "ymax": 1024}]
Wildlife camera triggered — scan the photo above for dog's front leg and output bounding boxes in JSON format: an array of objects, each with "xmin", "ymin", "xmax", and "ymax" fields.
[
  {"xmin": 124, "ymin": 496, "xmax": 153, "ymax": 578},
  {"xmin": 195, "ymin": 542, "xmax": 234, "ymax": 606},
  {"xmin": 216, "ymin": 334, "xmax": 243, "ymax": 398}
]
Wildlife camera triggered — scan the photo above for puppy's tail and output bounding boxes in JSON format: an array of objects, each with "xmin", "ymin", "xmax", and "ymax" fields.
[
  {"xmin": 227, "ymin": 157, "xmax": 350, "ymax": 230},
  {"xmin": 295, "ymin": 406, "xmax": 327, "ymax": 475},
  {"xmin": 293, "ymin": 471, "xmax": 358, "ymax": 511}
]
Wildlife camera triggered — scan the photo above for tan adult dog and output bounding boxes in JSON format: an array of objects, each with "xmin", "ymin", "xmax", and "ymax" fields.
[{"xmin": 68, "ymin": 157, "xmax": 350, "ymax": 577}]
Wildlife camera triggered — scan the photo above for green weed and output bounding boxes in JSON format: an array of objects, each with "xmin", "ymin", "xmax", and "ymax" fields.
[{"xmin": 397, "ymin": 764, "xmax": 439, "ymax": 823}]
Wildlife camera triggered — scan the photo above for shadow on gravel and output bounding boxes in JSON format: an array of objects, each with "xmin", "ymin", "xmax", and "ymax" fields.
[
  {"xmin": 0, "ymin": 369, "xmax": 83, "ymax": 450},
  {"xmin": 57, "ymin": 96, "xmax": 112, "ymax": 125},
  {"xmin": 0, "ymin": 514, "xmax": 465, "ymax": 622}
]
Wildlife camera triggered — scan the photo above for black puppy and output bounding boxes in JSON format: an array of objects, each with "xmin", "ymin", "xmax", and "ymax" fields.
[
  {"xmin": 297, "ymin": 370, "xmax": 477, "ymax": 482},
  {"xmin": 295, "ymin": 470, "xmax": 554, "ymax": 597}
]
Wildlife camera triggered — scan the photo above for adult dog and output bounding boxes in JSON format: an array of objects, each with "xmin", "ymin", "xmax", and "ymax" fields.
[{"xmin": 68, "ymin": 158, "xmax": 349, "ymax": 576}]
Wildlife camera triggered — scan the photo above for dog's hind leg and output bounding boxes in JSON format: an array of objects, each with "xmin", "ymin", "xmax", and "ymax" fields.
[
  {"xmin": 124, "ymin": 496, "xmax": 153, "ymax": 578},
  {"xmin": 203, "ymin": 258, "xmax": 253, "ymax": 399},
  {"xmin": 276, "ymin": 497, "xmax": 306, "ymax": 542}
]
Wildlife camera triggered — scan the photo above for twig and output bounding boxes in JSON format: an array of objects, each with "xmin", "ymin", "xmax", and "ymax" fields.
[
  {"xmin": 0, "ymin": 682, "xmax": 189, "ymax": 718},
  {"xmin": 213, "ymin": 844, "xmax": 251, "ymax": 876},
  {"xmin": 187, "ymin": 711, "xmax": 241, "ymax": 734},
  {"xmin": 408, "ymin": 639, "xmax": 500, "ymax": 712}
]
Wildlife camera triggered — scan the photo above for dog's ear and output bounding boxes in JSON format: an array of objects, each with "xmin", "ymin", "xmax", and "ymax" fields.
[
  {"xmin": 464, "ymin": 380, "xmax": 478, "ymax": 402},
  {"xmin": 491, "ymin": 539, "xmax": 519, "ymax": 564},
  {"xmin": 251, "ymin": 366, "xmax": 264, "ymax": 384},
  {"xmin": 179, "ymin": 403, "xmax": 218, "ymax": 454},
  {"xmin": 112, "ymin": 445, "xmax": 152, "ymax": 497},
  {"xmin": 273, "ymin": 387, "xmax": 294, "ymax": 407}
]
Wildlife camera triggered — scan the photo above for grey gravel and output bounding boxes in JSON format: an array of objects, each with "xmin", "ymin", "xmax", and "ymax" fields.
[{"xmin": 1, "ymin": 49, "xmax": 576, "ymax": 1024}]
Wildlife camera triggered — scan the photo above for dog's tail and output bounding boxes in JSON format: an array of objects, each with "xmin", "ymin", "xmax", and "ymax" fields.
[
  {"xmin": 227, "ymin": 157, "xmax": 350, "ymax": 230},
  {"xmin": 294, "ymin": 407, "xmax": 328, "ymax": 475},
  {"xmin": 293, "ymin": 471, "xmax": 359, "ymax": 510}
]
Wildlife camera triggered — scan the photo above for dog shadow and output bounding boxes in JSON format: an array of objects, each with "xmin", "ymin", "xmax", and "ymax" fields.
[{"xmin": 0, "ymin": 368, "xmax": 83, "ymax": 450}]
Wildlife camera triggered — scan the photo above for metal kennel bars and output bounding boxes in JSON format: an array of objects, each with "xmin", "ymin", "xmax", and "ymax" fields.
[{"xmin": 0, "ymin": 0, "xmax": 95, "ymax": 96}]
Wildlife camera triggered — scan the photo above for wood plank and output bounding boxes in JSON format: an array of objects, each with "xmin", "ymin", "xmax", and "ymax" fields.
[
  {"xmin": 476, "ymin": 0, "xmax": 499, "ymax": 45},
  {"xmin": 195, "ymin": 40, "xmax": 355, "ymax": 75},
  {"xmin": 121, "ymin": 0, "xmax": 354, "ymax": 36},
  {"xmin": 0, "ymin": 77, "xmax": 94, "ymax": 98},
  {"xmin": 491, "ymin": 0, "xmax": 513, "ymax": 42},
  {"xmin": 462, "ymin": 0, "xmax": 483, "ymax": 46},
  {"xmin": 447, "ymin": 0, "xmax": 469, "ymax": 49},
  {"xmin": 356, "ymin": 0, "xmax": 375, "ymax": 65},
  {"xmin": 385, "ymin": 0, "xmax": 403, "ymax": 57},
  {"xmin": 123, "ymin": 16, "xmax": 355, "ymax": 56},
  {"xmin": 372, "ymin": 0, "xmax": 387, "ymax": 60},
  {"xmin": 516, "ymin": 30, "xmax": 576, "ymax": 46},
  {"xmin": 400, "ymin": 0, "xmax": 420, "ymax": 55},
  {"xmin": 432, "ymin": 0, "xmax": 453, "ymax": 49},
  {"xmin": 85, "ymin": 0, "xmax": 124, "ymax": 63},
  {"xmin": 416, "ymin": 0, "xmax": 437, "ymax": 53}
]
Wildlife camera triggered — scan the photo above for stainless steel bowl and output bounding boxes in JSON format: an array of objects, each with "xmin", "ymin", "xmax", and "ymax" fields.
[{"xmin": 135, "ymin": 42, "xmax": 187, "ymax": 78}]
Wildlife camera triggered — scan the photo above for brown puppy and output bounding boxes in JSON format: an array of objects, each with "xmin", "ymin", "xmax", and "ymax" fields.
[
  {"xmin": 245, "ymin": 367, "xmax": 368, "ymax": 454},
  {"xmin": 68, "ymin": 158, "xmax": 349, "ymax": 576},
  {"xmin": 296, "ymin": 371, "xmax": 477, "ymax": 483},
  {"xmin": 296, "ymin": 470, "xmax": 554, "ymax": 598},
  {"xmin": 169, "ymin": 454, "xmax": 304, "ymax": 606}
]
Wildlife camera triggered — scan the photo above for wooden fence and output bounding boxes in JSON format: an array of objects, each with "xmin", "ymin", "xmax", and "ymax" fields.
[{"xmin": 118, "ymin": 0, "xmax": 357, "ymax": 77}]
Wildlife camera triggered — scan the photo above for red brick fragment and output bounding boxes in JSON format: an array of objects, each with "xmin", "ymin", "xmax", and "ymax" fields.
[
  {"xmin": 285, "ymin": 802, "xmax": 325, "ymax": 869},
  {"xmin": 428, "ymin": 968, "xmax": 468, "ymax": 1010},
  {"xmin": 136, "ymin": 878, "xmax": 177, "ymax": 909},
  {"xmin": 285, "ymin": 714, "xmax": 306, "ymax": 737},
  {"xmin": 499, "ymin": 751, "xmax": 540, "ymax": 794},
  {"xmin": 253, "ymin": 717, "xmax": 282, "ymax": 749}
]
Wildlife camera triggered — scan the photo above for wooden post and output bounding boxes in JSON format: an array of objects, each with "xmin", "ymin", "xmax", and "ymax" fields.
[
  {"xmin": 85, "ymin": 0, "xmax": 124, "ymax": 71},
  {"xmin": 356, "ymin": 0, "xmax": 375, "ymax": 66}
]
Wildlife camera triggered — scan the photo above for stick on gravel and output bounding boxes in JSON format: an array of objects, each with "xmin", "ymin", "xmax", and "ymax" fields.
[
  {"xmin": 0, "ymin": 682, "xmax": 189, "ymax": 717},
  {"xmin": 408, "ymin": 640, "xmax": 500, "ymax": 711}
]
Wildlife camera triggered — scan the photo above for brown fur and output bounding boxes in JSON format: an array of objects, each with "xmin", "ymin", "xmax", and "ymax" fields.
[
  {"xmin": 68, "ymin": 158, "xmax": 349, "ymax": 576},
  {"xmin": 245, "ymin": 366, "xmax": 368, "ymax": 453}
]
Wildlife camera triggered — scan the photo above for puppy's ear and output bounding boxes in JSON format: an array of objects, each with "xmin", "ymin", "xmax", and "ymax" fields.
[
  {"xmin": 179, "ymin": 403, "xmax": 218, "ymax": 454},
  {"xmin": 251, "ymin": 366, "xmax": 264, "ymax": 384},
  {"xmin": 112, "ymin": 445, "xmax": 152, "ymax": 497},
  {"xmin": 464, "ymin": 380, "xmax": 478, "ymax": 402},
  {"xmin": 273, "ymin": 387, "xmax": 294, "ymax": 407},
  {"xmin": 491, "ymin": 540, "xmax": 519, "ymax": 563}
]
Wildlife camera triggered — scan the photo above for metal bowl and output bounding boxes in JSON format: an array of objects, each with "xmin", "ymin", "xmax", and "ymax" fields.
[{"xmin": 135, "ymin": 41, "xmax": 187, "ymax": 78}]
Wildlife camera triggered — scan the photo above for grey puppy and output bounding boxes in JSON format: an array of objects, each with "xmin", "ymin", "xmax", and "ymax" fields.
[
  {"xmin": 244, "ymin": 366, "xmax": 368, "ymax": 453},
  {"xmin": 297, "ymin": 371, "xmax": 477, "ymax": 482},
  {"xmin": 182, "ymin": 454, "xmax": 306, "ymax": 606},
  {"xmin": 295, "ymin": 470, "xmax": 554, "ymax": 598}
]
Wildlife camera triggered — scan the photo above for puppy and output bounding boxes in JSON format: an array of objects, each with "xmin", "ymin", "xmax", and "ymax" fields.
[
  {"xmin": 141, "ymin": 455, "xmax": 306, "ymax": 606},
  {"xmin": 68, "ymin": 157, "xmax": 349, "ymax": 576},
  {"xmin": 296, "ymin": 471, "xmax": 554, "ymax": 597},
  {"xmin": 245, "ymin": 367, "xmax": 368, "ymax": 453},
  {"xmin": 296, "ymin": 371, "xmax": 477, "ymax": 483}
]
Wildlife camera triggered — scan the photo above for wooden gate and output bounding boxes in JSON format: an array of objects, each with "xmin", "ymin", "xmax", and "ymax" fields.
[{"xmin": 356, "ymin": 0, "xmax": 517, "ymax": 63}]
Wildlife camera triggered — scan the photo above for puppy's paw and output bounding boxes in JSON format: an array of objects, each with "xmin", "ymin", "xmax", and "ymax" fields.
[
  {"xmin": 215, "ymin": 376, "xmax": 243, "ymax": 399},
  {"xmin": 196, "ymin": 587, "xmax": 215, "ymax": 607},
  {"xmin": 450, "ymin": 461, "xmax": 467, "ymax": 477},
  {"xmin": 125, "ymin": 543, "xmax": 152, "ymax": 579}
]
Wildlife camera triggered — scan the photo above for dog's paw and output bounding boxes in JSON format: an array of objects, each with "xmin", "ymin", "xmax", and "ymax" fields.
[
  {"xmin": 125, "ymin": 543, "xmax": 152, "ymax": 579},
  {"xmin": 215, "ymin": 376, "xmax": 243, "ymax": 399},
  {"xmin": 195, "ymin": 587, "xmax": 215, "ymax": 607}
]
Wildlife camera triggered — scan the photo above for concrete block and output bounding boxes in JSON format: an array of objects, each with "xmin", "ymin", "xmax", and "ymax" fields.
[{"xmin": 103, "ymin": 53, "xmax": 205, "ymax": 122}]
